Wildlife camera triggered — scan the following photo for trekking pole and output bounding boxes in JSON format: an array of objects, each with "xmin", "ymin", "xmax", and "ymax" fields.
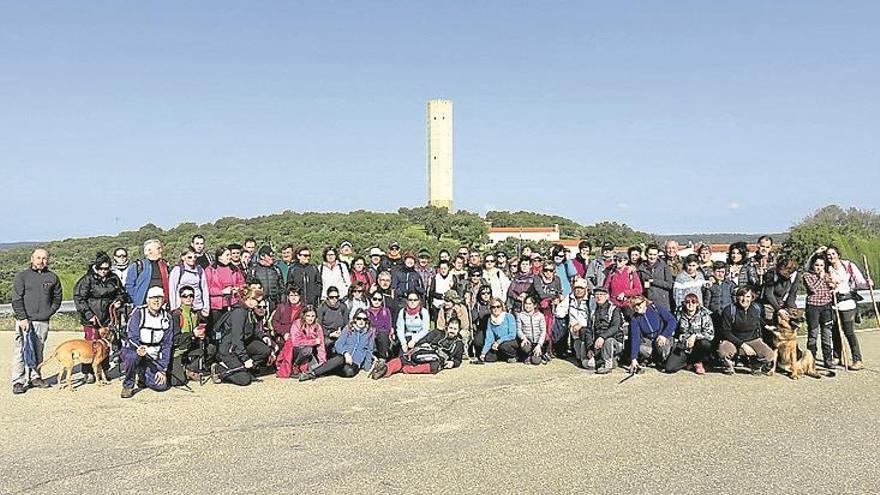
[
  {"xmin": 861, "ymin": 255, "xmax": 880, "ymax": 330},
  {"xmin": 831, "ymin": 292, "xmax": 850, "ymax": 371}
]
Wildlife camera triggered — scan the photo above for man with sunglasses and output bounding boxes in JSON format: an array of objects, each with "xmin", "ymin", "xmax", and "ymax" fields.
[
  {"xmin": 290, "ymin": 246, "xmax": 322, "ymax": 306},
  {"xmin": 317, "ymin": 286, "xmax": 350, "ymax": 352},
  {"xmin": 386, "ymin": 241, "xmax": 405, "ymax": 272}
]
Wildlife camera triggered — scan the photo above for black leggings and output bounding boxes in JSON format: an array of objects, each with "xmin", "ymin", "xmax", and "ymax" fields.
[
  {"xmin": 663, "ymin": 339, "xmax": 713, "ymax": 373},
  {"xmin": 374, "ymin": 333, "xmax": 394, "ymax": 360},
  {"xmin": 832, "ymin": 308, "xmax": 862, "ymax": 362},
  {"xmin": 483, "ymin": 340, "xmax": 519, "ymax": 362},
  {"xmin": 310, "ymin": 355, "xmax": 360, "ymax": 378},
  {"xmin": 805, "ymin": 303, "xmax": 834, "ymax": 365},
  {"xmin": 216, "ymin": 339, "xmax": 271, "ymax": 386}
]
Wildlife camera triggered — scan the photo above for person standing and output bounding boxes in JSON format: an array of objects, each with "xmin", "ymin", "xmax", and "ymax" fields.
[
  {"xmin": 275, "ymin": 244, "xmax": 296, "ymax": 285},
  {"xmin": 190, "ymin": 234, "xmax": 213, "ymax": 269},
  {"xmin": 247, "ymin": 246, "xmax": 284, "ymax": 312},
  {"xmin": 168, "ymin": 248, "xmax": 210, "ymax": 315},
  {"xmin": 124, "ymin": 239, "xmax": 170, "ymax": 306},
  {"xmin": 663, "ymin": 240, "xmax": 683, "ymax": 277},
  {"xmin": 290, "ymin": 246, "xmax": 322, "ymax": 307},
  {"xmin": 639, "ymin": 244, "xmax": 675, "ymax": 309},
  {"xmin": 73, "ymin": 252, "xmax": 126, "ymax": 384},
  {"xmin": 11, "ymin": 248, "xmax": 63, "ymax": 394}
]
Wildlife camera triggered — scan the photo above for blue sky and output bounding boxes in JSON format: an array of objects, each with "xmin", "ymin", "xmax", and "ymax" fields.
[{"xmin": 1, "ymin": 1, "xmax": 878, "ymax": 241}]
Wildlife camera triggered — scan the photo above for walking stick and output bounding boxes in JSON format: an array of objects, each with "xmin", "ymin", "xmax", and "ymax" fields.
[
  {"xmin": 861, "ymin": 255, "xmax": 880, "ymax": 330},
  {"xmin": 831, "ymin": 292, "xmax": 850, "ymax": 371}
]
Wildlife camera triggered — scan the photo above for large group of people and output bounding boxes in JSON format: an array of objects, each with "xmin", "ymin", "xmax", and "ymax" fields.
[{"xmin": 8, "ymin": 233, "xmax": 875, "ymax": 398}]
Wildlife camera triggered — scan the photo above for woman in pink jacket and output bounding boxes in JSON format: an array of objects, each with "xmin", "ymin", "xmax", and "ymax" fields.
[
  {"xmin": 281, "ymin": 305, "xmax": 326, "ymax": 378},
  {"xmin": 206, "ymin": 246, "xmax": 245, "ymax": 312},
  {"xmin": 604, "ymin": 252, "xmax": 644, "ymax": 318}
]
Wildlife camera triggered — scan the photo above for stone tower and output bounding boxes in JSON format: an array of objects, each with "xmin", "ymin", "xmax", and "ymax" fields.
[{"xmin": 427, "ymin": 99, "xmax": 453, "ymax": 211}]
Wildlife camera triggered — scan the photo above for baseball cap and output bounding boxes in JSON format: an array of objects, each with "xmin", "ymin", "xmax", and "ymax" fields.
[
  {"xmin": 369, "ymin": 247, "xmax": 385, "ymax": 257},
  {"xmin": 147, "ymin": 287, "xmax": 164, "ymax": 299},
  {"xmin": 602, "ymin": 241, "xmax": 614, "ymax": 251},
  {"xmin": 593, "ymin": 287, "xmax": 608, "ymax": 295},
  {"xmin": 339, "ymin": 241, "xmax": 353, "ymax": 249},
  {"xmin": 573, "ymin": 277, "xmax": 588, "ymax": 289},
  {"xmin": 258, "ymin": 245, "xmax": 274, "ymax": 258},
  {"xmin": 388, "ymin": 241, "xmax": 401, "ymax": 249}
]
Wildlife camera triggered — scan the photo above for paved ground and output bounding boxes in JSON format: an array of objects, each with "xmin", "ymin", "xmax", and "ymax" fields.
[{"xmin": 1, "ymin": 330, "xmax": 879, "ymax": 495}]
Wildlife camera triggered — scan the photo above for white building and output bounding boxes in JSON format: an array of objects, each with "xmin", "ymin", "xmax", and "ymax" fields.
[
  {"xmin": 488, "ymin": 225, "xmax": 560, "ymax": 245},
  {"xmin": 427, "ymin": 99, "xmax": 453, "ymax": 211}
]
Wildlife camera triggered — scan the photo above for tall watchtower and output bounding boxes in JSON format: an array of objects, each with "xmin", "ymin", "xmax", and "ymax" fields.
[{"xmin": 427, "ymin": 99, "xmax": 453, "ymax": 211}]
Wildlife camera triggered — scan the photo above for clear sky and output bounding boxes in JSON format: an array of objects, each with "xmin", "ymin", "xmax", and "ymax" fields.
[{"xmin": 1, "ymin": 1, "xmax": 878, "ymax": 241}]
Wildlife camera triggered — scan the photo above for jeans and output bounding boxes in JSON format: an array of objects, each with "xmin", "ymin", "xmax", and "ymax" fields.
[
  {"xmin": 11, "ymin": 321, "xmax": 49, "ymax": 385},
  {"xmin": 805, "ymin": 303, "xmax": 834, "ymax": 365},
  {"xmin": 832, "ymin": 308, "xmax": 862, "ymax": 362}
]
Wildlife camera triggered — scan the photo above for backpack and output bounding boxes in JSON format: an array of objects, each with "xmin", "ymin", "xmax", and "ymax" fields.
[
  {"xmin": 728, "ymin": 302, "xmax": 762, "ymax": 320},
  {"xmin": 210, "ymin": 310, "xmax": 234, "ymax": 343},
  {"xmin": 176, "ymin": 263, "xmax": 205, "ymax": 289}
]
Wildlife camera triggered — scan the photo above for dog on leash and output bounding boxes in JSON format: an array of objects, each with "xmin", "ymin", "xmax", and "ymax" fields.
[
  {"xmin": 768, "ymin": 309, "xmax": 823, "ymax": 380},
  {"xmin": 37, "ymin": 326, "xmax": 114, "ymax": 390}
]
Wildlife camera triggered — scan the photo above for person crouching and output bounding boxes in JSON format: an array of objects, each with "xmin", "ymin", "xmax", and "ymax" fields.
[{"xmin": 121, "ymin": 287, "xmax": 176, "ymax": 398}]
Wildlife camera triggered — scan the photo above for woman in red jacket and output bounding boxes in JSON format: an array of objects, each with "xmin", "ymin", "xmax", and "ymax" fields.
[
  {"xmin": 604, "ymin": 252, "xmax": 644, "ymax": 319},
  {"xmin": 284, "ymin": 305, "xmax": 326, "ymax": 378},
  {"xmin": 206, "ymin": 246, "xmax": 245, "ymax": 312}
]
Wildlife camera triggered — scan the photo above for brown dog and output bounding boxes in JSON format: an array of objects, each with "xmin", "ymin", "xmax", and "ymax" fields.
[
  {"xmin": 37, "ymin": 326, "xmax": 114, "ymax": 390},
  {"xmin": 769, "ymin": 309, "xmax": 821, "ymax": 380}
]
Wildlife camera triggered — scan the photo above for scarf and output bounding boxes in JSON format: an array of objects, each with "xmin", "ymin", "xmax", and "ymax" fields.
[
  {"xmin": 490, "ymin": 312, "xmax": 505, "ymax": 326},
  {"xmin": 405, "ymin": 303, "xmax": 422, "ymax": 316}
]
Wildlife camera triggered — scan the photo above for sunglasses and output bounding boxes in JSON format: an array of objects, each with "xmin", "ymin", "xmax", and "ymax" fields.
[
  {"xmin": 114, "ymin": 254, "xmax": 127, "ymax": 258},
  {"xmin": 371, "ymin": 297, "xmax": 384, "ymax": 302},
  {"xmin": 353, "ymin": 289, "xmax": 363, "ymax": 293},
  {"xmin": 97, "ymin": 266, "xmax": 110, "ymax": 271},
  {"xmin": 480, "ymin": 291, "xmax": 491, "ymax": 295},
  {"xmin": 390, "ymin": 246, "xmax": 400, "ymax": 250},
  {"xmin": 407, "ymin": 298, "xmax": 420, "ymax": 302},
  {"xmin": 490, "ymin": 304, "xmax": 502, "ymax": 309},
  {"xmin": 354, "ymin": 316, "xmax": 368, "ymax": 321},
  {"xmin": 299, "ymin": 253, "xmax": 311, "ymax": 257},
  {"xmin": 542, "ymin": 268, "xmax": 554, "ymax": 273},
  {"xmin": 181, "ymin": 293, "xmax": 195, "ymax": 298},
  {"xmin": 328, "ymin": 295, "xmax": 339, "ymax": 299}
]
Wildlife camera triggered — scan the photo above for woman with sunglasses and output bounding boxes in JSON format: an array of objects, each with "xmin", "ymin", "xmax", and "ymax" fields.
[
  {"xmin": 271, "ymin": 285, "xmax": 304, "ymax": 341},
  {"xmin": 73, "ymin": 251, "xmax": 127, "ymax": 384},
  {"xmin": 664, "ymin": 293, "xmax": 714, "ymax": 375},
  {"xmin": 349, "ymin": 256, "xmax": 375, "ymax": 291},
  {"xmin": 320, "ymin": 246, "xmax": 351, "ymax": 300},
  {"xmin": 168, "ymin": 247, "xmax": 210, "ymax": 315},
  {"xmin": 206, "ymin": 246, "xmax": 245, "ymax": 315},
  {"xmin": 395, "ymin": 290, "xmax": 430, "ymax": 354},
  {"xmin": 507, "ymin": 258, "xmax": 534, "ymax": 313},
  {"xmin": 209, "ymin": 286, "xmax": 271, "ymax": 386},
  {"xmin": 822, "ymin": 245, "xmax": 873, "ymax": 370},
  {"xmin": 168, "ymin": 285, "xmax": 208, "ymax": 386},
  {"xmin": 344, "ymin": 281, "xmax": 369, "ymax": 318},
  {"xmin": 469, "ymin": 284, "xmax": 493, "ymax": 357},
  {"xmin": 367, "ymin": 290, "xmax": 394, "ymax": 359},
  {"xmin": 299, "ymin": 308, "xmax": 376, "ymax": 381},
  {"xmin": 317, "ymin": 286, "xmax": 350, "ymax": 352},
  {"xmin": 479, "ymin": 298, "xmax": 519, "ymax": 363}
]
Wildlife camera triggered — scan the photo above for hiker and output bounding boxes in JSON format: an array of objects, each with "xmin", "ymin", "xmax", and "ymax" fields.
[
  {"xmin": 344, "ymin": 281, "xmax": 369, "ymax": 319},
  {"xmin": 664, "ymin": 294, "xmax": 714, "ymax": 375},
  {"xmin": 391, "ymin": 252, "xmax": 426, "ymax": 306},
  {"xmin": 124, "ymin": 239, "xmax": 170, "ymax": 306},
  {"xmin": 367, "ymin": 247, "xmax": 390, "ymax": 282},
  {"xmin": 317, "ymin": 286, "xmax": 350, "ymax": 351},
  {"xmin": 73, "ymin": 251, "xmax": 126, "ymax": 384},
  {"xmin": 290, "ymin": 246, "xmax": 322, "ymax": 307},
  {"xmin": 206, "ymin": 246, "xmax": 245, "ymax": 316},
  {"xmin": 299, "ymin": 308, "xmax": 376, "ymax": 381},
  {"xmin": 586, "ymin": 287, "xmax": 624, "ymax": 374},
  {"xmin": 567, "ymin": 278, "xmax": 591, "ymax": 365},
  {"xmin": 663, "ymin": 240, "xmax": 683, "ymax": 276},
  {"xmin": 349, "ymin": 256, "xmax": 375, "ymax": 291},
  {"xmin": 190, "ymin": 234, "xmax": 213, "ymax": 269},
  {"xmin": 271, "ymin": 285, "xmax": 304, "ymax": 341},
  {"xmin": 275, "ymin": 244, "xmax": 296, "ymax": 285},
  {"xmin": 628, "ymin": 295, "xmax": 677, "ymax": 369},
  {"xmin": 697, "ymin": 243, "xmax": 714, "ymax": 278},
  {"xmin": 479, "ymin": 299, "xmax": 519, "ymax": 363},
  {"xmin": 338, "ymin": 241, "xmax": 355, "ymax": 266},
  {"xmin": 168, "ymin": 247, "xmax": 210, "ymax": 314},
  {"xmin": 551, "ymin": 244, "xmax": 577, "ymax": 296},
  {"xmin": 209, "ymin": 286, "xmax": 271, "ymax": 386},
  {"xmin": 717, "ymin": 287, "xmax": 775, "ymax": 375},
  {"xmin": 802, "ymin": 255, "xmax": 836, "ymax": 369},
  {"xmin": 507, "ymin": 258, "xmax": 534, "ymax": 313},
  {"xmin": 430, "ymin": 260, "xmax": 458, "ymax": 316},
  {"xmin": 319, "ymin": 246, "xmax": 351, "ymax": 300},
  {"xmin": 247, "ymin": 246, "xmax": 284, "ymax": 312},
  {"xmin": 673, "ymin": 254, "xmax": 706, "ymax": 308},
  {"xmin": 469, "ymin": 284, "xmax": 493, "ymax": 357},
  {"xmin": 726, "ymin": 242, "xmax": 749, "ymax": 287},
  {"xmin": 483, "ymin": 252, "xmax": 511, "ymax": 301},
  {"xmin": 604, "ymin": 252, "xmax": 644, "ymax": 318},
  {"xmin": 386, "ymin": 241, "xmax": 405, "ymax": 271},
  {"xmin": 703, "ymin": 261, "xmax": 736, "ymax": 331},
  {"xmin": 436, "ymin": 290, "xmax": 471, "ymax": 349},
  {"xmin": 111, "ymin": 247, "xmax": 132, "ymax": 290},
  {"xmin": 168, "ymin": 285, "xmax": 208, "ymax": 386},
  {"xmin": 121, "ymin": 287, "xmax": 176, "ymax": 398},
  {"xmin": 823, "ymin": 245, "xmax": 873, "ymax": 370},
  {"xmin": 415, "ymin": 250, "xmax": 436, "ymax": 296},
  {"xmin": 638, "ymin": 243, "xmax": 674, "ymax": 309},
  {"xmin": 396, "ymin": 290, "xmax": 431, "ymax": 354},
  {"xmin": 11, "ymin": 248, "xmax": 63, "ymax": 394},
  {"xmin": 366, "ymin": 289, "xmax": 394, "ymax": 360},
  {"xmin": 371, "ymin": 318, "xmax": 465, "ymax": 379},
  {"xmin": 532, "ymin": 261, "xmax": 563, "ymax": 349},
  {"xmin": 760, "ymin": 256, "xmax": 800, "ymax": 324},
  {"xmin": 517, "ymin": 295, "xmax": 548, "ymax": 365}
]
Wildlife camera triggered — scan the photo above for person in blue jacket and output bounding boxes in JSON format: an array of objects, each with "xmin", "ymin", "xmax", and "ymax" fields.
[
  {"xmin": 628, "ymin": 294, "xmax": 677, "ymax": 369},
  {"xmin": 480, "ymin": 298, "xmax": 519, "ymax": 363},
  {"xmin": 299, "ymin": 308, "xmax": 376, "ymax": 381}
]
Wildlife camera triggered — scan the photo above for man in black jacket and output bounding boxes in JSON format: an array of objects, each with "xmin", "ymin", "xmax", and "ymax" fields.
[
  {"xmin": 638, "ymin": 244, "xmax": 675, "ymax": 309},
  {"xmin": 290, "ymin": 246, "xmax": 322, "ymax": 307},
  {"xmin": 585, "ymin": 287, "xmax": 624, "ymax": 374},
  {"xmin": 247, "ymin": 246, "xmax": 283, "ymax": 312},
  {"xmin": 717, "ymin": 287, "xmax": 775, "ymax": 375}
]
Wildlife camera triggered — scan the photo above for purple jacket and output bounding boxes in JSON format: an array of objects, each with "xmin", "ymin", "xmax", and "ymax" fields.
[{"xmin": 366, "ymin": 306, "xmax": 393, "ymax": 334}]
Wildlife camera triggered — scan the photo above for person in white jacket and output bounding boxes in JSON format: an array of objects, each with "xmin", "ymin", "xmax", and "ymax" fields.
[
  {"xmin": 483, "ymin": 254, "xmax": 511, "ymax": 301},
  {"xmin": 319, "ymin": 246, "xmax": 351, "ymax": 301}
]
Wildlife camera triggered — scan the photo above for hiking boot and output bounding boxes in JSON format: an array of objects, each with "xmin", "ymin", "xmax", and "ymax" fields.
[
  {"xmin": 120, "ymin": 387, "xmax": 134, "ymax": 399},
  {"xmin": 596, "ymin": 366, "xmax": 613, "ymax": 375},
  {"xmin": 694, "ymin": 362, "xmax": 706, "ymax": 375},
  {"xmin": 12, "ymin": 383, "xmax": 25, "ymax": 395},
  {"xmin": 185, "ymin": 369, "xmax": 202, "ymax": 382},
  {"xmin": 722, "ymin": 358, "xmax": 735, "ymax": 375},
  {"xmin": 84, "ymin": 373, "xmax": 96, "ymax": 384},
  {"xmin": 370, "ymin": 359, "xmax": 387, "ymax": 380},
  {"xmin": 506, "ymin": 357, "xmax": 518, "ymax": 364},
  {"xmin": 583, "ymin": 357, "xmax": 596, "ymax": 370},
  {"xmin": 298, "ymin": 372, "xmax": 316, "ymax": 382},
  {"xmin": 210, "ymin": 363, "xmax": 223, "ymax": 384},
  {"xmin": 30, "ymin": 378, "xmax": 49, "ymax": 389},
  {"xmin": 849, "ymin": 360, "xmax": 864, "ymax": 371}
]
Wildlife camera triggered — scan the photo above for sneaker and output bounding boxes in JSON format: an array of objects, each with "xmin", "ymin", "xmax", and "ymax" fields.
[
  {"xmin": 596, "ymin": 366, "xmax": 612, "ymax": 375},
  {"xmin": 370, "ymin": 359, "xmax": 387, "ymax": 380},
  {"xmin": 30, "ymin": 378, "xmax": 49, "ymax": 389},
  {"xmin": 584, "ymin": 357, "xmax": 596, "ymax": 370},
  {"xmin": 694, "ymin": 362, "xmax": 706, "ymax": 375},
  {"xmin": 721, "ymin": 358, "xmax": 735, "ymax": 375},
  {"xmin": 210, "ymin": 363, "xmax": 223, "ymax": 384},
  {"xmin": 120, "ymin": 387, "xmax": 134, "ymax": 399},
  {"xmin": 12, "ymin": 383, "xmax": 25, "ymax": 395},
  {"xmin": 506, "ymin": 357, "xmax": 518, "ymax": 364},
  {"xmin": 185, "ymin": 369, "xmax": 202, "ymax": 382},
  {"xmin": 849, "ymin": 360, "xmax": 864, "ymax": 371},
  {"xmin": 298, "ymin": 372, "xmax": 316, "ymax": 382},
  {"xmin": 84, "ymin": 374, "xmax": 96, "ymax": 384}
]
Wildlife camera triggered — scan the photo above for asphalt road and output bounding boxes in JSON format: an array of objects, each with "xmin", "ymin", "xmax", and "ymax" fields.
[{"xmin": 1, "ymin": 330, "xmax": 878, "ymax": 495}]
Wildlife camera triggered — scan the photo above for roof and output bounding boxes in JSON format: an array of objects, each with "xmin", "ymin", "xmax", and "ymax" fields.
[{"xmin": 489, "ymin": 226, "xmax": 558, "ymax": 234}]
